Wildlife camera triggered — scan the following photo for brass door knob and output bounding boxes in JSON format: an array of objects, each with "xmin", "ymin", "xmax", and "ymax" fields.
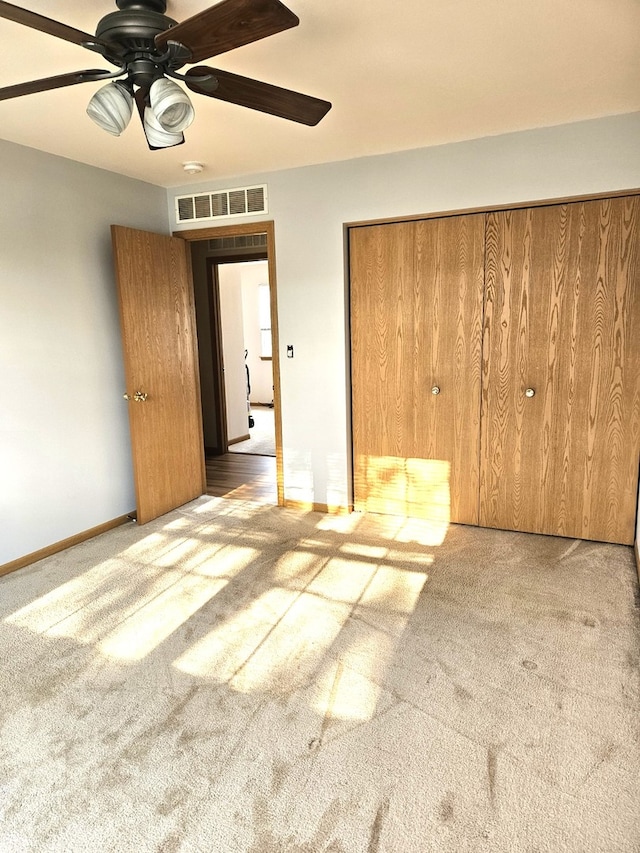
[{"xmin": 123, "ymin": 391, "xmax": 148, "ymax": 402}]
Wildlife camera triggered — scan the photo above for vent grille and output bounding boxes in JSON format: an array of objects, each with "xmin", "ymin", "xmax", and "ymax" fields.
[
  {"xmin": 175, "ymin": 184, "xmax": 267, "ymax": 223},
  {"xmin": 207, "ymin": 234, "xmax": 268, "ymax": 252}
]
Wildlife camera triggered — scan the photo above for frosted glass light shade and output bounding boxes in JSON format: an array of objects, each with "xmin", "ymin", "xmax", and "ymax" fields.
[
  {"xmin": 86, "ymin": 82, "xmax": 133, "ymax": 136},
  {"xmin": 149, "ymin": 77, "xmax": 195, "ymax": 132},
  {"xmin": 143, "ymin": 107, "xmax": 184, "ymax": 148}
]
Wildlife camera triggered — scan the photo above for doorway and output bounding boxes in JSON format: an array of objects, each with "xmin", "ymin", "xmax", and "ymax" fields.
[
  {"xmin": 180, "ymin": 221, "xmax": 283, "ymax": 506},
  {"xmin": 215, "ymin": 259, "xmax": 276, "ymax": 458}
]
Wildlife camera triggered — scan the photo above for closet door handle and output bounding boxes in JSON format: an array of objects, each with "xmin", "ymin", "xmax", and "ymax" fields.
[
  {"xmin": 525, "ymin": 388, "xmax": 535, "ymax": 398},
  {"xmin": 431, "ymin": 386, "xmax": 441, "ymax": 396}
]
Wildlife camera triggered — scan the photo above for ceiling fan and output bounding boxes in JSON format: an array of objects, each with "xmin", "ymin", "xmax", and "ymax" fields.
[{"xmin": 0, "ymin": 0, "xmax": 332, "ymax": 149}]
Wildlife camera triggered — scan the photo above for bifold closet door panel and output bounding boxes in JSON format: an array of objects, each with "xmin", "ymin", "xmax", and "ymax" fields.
[
  {"xmin": 413, "ymin": 215, "xmax": 485, "ymax": 524},
  {"xmin": 350, "ymin": 215, "xmax": 485, "ymax": 524},
  {"xmin": 350, "ymin": 222, "xmax": 418, "ymax": 518},
  {"xmin": 480, "ymin": 197, "xmax": 640, "ymax": 544}
]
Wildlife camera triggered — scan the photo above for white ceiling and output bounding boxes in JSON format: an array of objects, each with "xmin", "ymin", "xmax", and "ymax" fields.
[{"xmin": 0, "ymin": 0, "xmax": 638, "ymax": 188}]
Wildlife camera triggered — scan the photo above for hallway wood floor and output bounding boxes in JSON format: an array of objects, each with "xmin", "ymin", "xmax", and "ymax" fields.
[{"xmin": 205, "ymin": 452, "xmax": 277, "ymax": 504}]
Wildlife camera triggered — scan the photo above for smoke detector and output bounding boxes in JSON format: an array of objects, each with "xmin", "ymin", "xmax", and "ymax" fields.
[{"xmin": 183, "ymin": 161, "xmax": 204, "ymax": 175}]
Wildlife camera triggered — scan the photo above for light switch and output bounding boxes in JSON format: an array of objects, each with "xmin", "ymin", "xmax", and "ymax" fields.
[{"xmin": 287, "ymin": 345, "xmax": 294, "ymax": 358}]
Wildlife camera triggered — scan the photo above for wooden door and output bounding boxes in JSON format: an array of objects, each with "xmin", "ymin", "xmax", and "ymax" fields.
[
  {"xmin": 350, "ymin": 215, "xmax": 485, "ymax": 524},
  {"xmin": 112, "ymin": 225, "xmax": 206, "ymax": 524},
  {"xmin": 480, "ymin": 197, "xmax": 640, "ymax": 544}
]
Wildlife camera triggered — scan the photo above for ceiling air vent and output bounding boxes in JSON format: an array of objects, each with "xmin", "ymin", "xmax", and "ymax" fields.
[
  {"xmin": 208, "ymin": 234, "xmax": 268, "ymax": 252},
  {"xmin": 175, "ymin": 184, "xmax": 268, "ymax": 223}
]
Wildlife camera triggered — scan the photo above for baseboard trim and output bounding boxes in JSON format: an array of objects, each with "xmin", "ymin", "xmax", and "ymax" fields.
[
  {"xmin": 228, "ymin": 433, "xmax": 251, "ymax": 446},
  {"xmin": 0, "ymin": 513, "xmax": 134, "ymax": 578},
  {"xmin": 284, "ymin": 499, "xmax": 353, "ymax": 515}
]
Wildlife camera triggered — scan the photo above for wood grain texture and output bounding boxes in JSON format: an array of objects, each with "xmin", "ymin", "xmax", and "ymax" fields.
[
  {"xmin": 155, "ymin": 0, "xmax": 298, "ymax": 62},
  {"xmin": 350, "ymin": 222, "xmax": 416, "ymax": 517},
  {"xmin": 112, "ymin": 226, "xmax": 206, "ymax": 525},
  {"xmin": 0, "ymin": 1, "xmax": 104, "ymax": 47},
  {"xmin": 414, "ymin": 216, "xmax": 485, "ymax": 524},
  {"xmin": 186, "ymin": 67, "xmax": 331, "ymax": 126},
  {"xmin": 480, "ymin": 197, "xmax": 640, "ymax": 544},
  {"xmin": 350, "ymin": 216, "xmax": 484, "ymax": 524},
  {"xmin": 0, "ymin": 71, "xmax": 109, "ymax": 102},
  {"xmin": 205, "ymin": 452, "xmax": 276, "ymax": 503}
]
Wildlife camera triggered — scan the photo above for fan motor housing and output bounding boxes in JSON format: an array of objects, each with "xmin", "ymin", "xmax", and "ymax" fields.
[
  {"xmin": 116, "ymin": 0, "xmax": 168, "ymax": 11},
  {"xmin": 96, "ymin": 7, "xmax": 177, "ymax": 54}
]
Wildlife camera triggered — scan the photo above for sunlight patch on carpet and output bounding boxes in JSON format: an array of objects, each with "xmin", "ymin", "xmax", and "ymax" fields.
[{"xmin": 98, "ymin": 575, "xmax": 230, "ymax": 662}]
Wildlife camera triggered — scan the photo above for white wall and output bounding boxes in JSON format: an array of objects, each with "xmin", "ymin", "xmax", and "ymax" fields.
[
  {"xmin": 240, "ymin": 261, "xmax": 273, "ymax": 405},
  {"xmin": 169, "ymin": 112, "xmax": 640, "ymax": 525},
  {"xmin": 219, "ymin": 265, "xmax": 249, "ymax": 442},
  {"xmin": 1, "ymin": 140, "xmax": 168, "ymax": 565},
  {"xmin": 2, "ymin": 114, "xmax": 639, "ymax": 567}
]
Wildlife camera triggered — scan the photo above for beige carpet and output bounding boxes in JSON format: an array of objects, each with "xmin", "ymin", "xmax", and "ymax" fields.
[
  {"xmin": 230, "ymin": 406, "xmax": 276, "ymax": 457},
  {"xmin": 0, "ymin": 497, "xmax": 638, "ymax": 852}
]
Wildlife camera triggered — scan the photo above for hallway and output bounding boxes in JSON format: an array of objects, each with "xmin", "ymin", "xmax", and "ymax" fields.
[{"xmin": 229, "ymin": 405, "xmax": 276, "ymax": 457}]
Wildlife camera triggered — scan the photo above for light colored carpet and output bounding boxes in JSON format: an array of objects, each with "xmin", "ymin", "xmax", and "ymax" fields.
[
  {"xmin": 230, "ymin": 406, "xmax": 276, "ymax": 457},
  {"xmin": 0, "ymin": 497, "xmax": 638, "ymax": 852}
]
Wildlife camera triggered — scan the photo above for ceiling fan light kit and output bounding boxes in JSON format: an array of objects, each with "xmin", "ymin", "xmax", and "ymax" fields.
[
  {"xmin": 86, "ymin": 80, "xmax": 134, "ymax": 136},
  {"xmin": 143, "ymin": 105, "xmax": 185, "ymax": 148},
  {"xmin": 0, "ymin": 0, "xmax": 332, "ymax": 151},
  {"xmin": 149, "ymin": 77, "xmax": 195, "ymax": 133}
]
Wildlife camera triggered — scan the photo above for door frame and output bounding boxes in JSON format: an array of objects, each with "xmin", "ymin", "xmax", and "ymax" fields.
[
  {"xmin": 205, "ymin": 256, "xmax": 227, "ymax": 455},
  {"xmin": 177, "ymin": 220, "xmax": 284, "ymax": 507}
]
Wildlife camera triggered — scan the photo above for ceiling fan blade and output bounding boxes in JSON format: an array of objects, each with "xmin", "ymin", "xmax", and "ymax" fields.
[
  {"xmin": 155, "ymin": 0, "xmax": 299, "ymax": 63},
  {"xmin": 0, "ymin": 1, "xmax": 106, "ymax": 49},
  {"xmin": 185, "ymin": 66, "xmax": 331, "ymax": 126},
  {"xmin": 0, "ymin": 70, "xmax": 110, "ymax": 102}
]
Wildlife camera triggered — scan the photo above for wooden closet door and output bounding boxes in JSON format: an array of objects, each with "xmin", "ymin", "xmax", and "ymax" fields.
[
  {"xmin": 413, "ymin": 216, "xmax": 485, "ymax": 524},
  {"xmin": 480, "ymin": 197, "xmax": 640, "ymax": 544},
  {"xmin": 350, "ymin": 222, "xmax": 418, "ymax": 517},
  {"xmin": 350, "ymin": 215, "xmax": 485, "ymax": 525}
]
